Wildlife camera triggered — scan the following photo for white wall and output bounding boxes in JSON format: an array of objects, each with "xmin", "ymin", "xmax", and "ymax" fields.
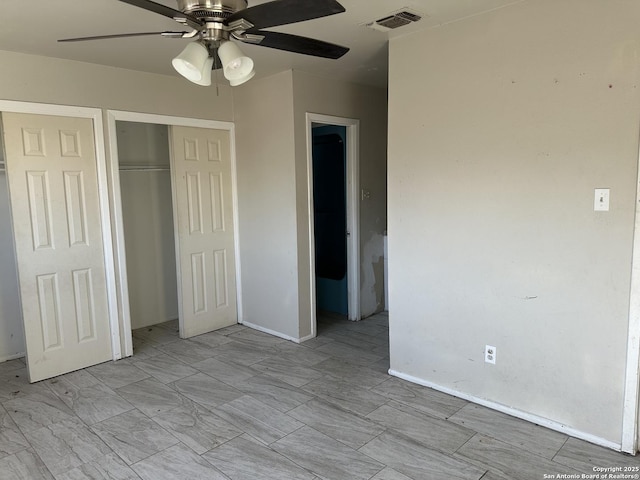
[
  {"xmin": 117, "ymin": 122, "xmax": 178, "ymax": 329},
  {"xmin": 388, "ymin": 0, "xmax": 640, "ymax": 445},
  {"xmin": 233, "ymin": 71, "xmax": 301, "ymax": 339},
  {"xmin": 0, "ymin": 50, "xmax": 234, "ymax": 120}
]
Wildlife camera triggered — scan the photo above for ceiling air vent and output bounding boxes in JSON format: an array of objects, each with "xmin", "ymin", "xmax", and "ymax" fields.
[{"xmin": 365, "ymin": 9, "xmax": 423, "ymax": 32}]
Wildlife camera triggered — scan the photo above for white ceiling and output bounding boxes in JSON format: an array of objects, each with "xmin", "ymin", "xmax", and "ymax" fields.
[{"xmin": 0, "ymin": 0, "xmax": 523, "ymax": 88}]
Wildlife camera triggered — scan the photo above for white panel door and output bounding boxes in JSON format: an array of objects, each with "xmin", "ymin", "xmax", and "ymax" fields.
[
  {"xmin": 2, "ymin": 113, "xmax": 112, "ymax": 382},
  {"xmin": 171, "ymin": 126, "xmax": 237, "ymax": 338}
]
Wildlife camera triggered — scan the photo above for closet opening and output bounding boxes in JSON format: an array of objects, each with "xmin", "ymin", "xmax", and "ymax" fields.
[
  {"xmin": 109, "ymin": 112, "xmax": 240, "ymax": 357},
  {"xmin": 0, "ymin": 118, "xmax": 25, "ymax": 363},
  {"xmin": 115, "ymin": 121, "xmax": 180, "ymax": 348}
]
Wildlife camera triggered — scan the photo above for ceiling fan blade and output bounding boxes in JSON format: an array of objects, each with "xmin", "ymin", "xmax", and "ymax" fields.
[
  {"xmin": 58, "ymin": 31, "xmax": 187, "ymax": 42},
  {"xmin": 241, "ymin": 30, "xmax": 349, "ymax": 59},
  {"xmin": 225, "ymin": 0, "xmax": 345, "ymax": 30},
  {"xmin": 117, "ymin": 0, "xmax": 202, "ymax": 30}
]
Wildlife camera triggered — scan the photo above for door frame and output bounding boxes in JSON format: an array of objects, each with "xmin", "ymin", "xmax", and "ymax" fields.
[
  {"xmin": 0, "ymin": 100, "xmax": 121, "ymax": 360},
  {"xmin": 105, "ymin": 110, "xmax": 242, "ymax": 358},
  {"xmin": 305, "ymin": 113, "xmax": 360, "ymax": 339},
  {"xmin": 622, "ymin": 135, "xmax": 640, "ymax": 453}
]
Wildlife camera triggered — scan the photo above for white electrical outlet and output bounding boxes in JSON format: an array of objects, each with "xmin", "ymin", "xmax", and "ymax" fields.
[{"xmin": 485, "ymin": 345, "xmax": 496, "ymax": 364}]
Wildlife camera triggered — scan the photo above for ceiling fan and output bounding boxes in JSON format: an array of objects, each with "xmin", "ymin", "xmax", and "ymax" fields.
[{"xmin": 59, "ymin": 0, "xmax": 350, "ymax": 87}]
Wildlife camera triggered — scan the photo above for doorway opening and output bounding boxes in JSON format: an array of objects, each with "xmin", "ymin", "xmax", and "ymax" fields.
[
  {"xmin": 313, "ymin": 125, "xmax": 349, "ymax": 318},
  {"xmin": 312, "ymin": 125, "xmax": 348, "ymax": 327},
  {"xmin": 306, "ymin": 113, "xmax": 360, "ymax": 340}
]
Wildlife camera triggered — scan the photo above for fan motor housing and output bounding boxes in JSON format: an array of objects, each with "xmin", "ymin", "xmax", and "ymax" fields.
[{"xmin": 177, "ymin": 0, "xmax": 248, "ymax": 20}]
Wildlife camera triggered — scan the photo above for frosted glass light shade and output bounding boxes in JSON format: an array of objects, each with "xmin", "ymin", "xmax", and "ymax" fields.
[
  {"xmin": 229, "ymin": 69, "xmax": 255, "ymax": 86},
  {"xmin": 192, "ymin": 56, "xmax": 214, "ymax": 86},
  {"xmin": 172, "ymin": 42, "xmax": 209, "ymax": 82},
  {"xmin": 218, "ymin": 40, "xmax": 255, "ymax": 86}
]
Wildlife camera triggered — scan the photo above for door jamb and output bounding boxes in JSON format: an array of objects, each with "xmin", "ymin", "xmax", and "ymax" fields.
[
  {"xmin": 622, "ymin": 135, "xmax": 640, "ymax": 454},
  {"xmin": 0, "ymin": 100, "xmax": 121, "ymax": 360},
  {"xmin": 105, "ymin": 110, "xmax": 242, "ymax": 358},
  {"xmin": 305, "ymin": 112, "xmax": 360, "ymax": 340}
]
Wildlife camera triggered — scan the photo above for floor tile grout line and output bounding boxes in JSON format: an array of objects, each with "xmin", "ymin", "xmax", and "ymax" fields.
[
  {"xmin": 32, "ymin": 447, "xmax": 57, "ymax": 480},
  {"xmin": 262, "ymin": 425, "xmax": 329, "ymax": 478},
  {"xmin": 215, "ymin": 400, "xmax": 303, "ymax": 441},
  {"xmin": 377, "ymin": 422, "xmax": 474, "ymax": 459},
  {"xmin": 478, "ymin": 469, "xmax": 492, "ymax": 480},
  {"xmin": 355, "ymin": 429, "xmax": 423, "ymax": 480},
  {"xmin": 269, "ymin": 423, "xmax": 387, "ymax": 480},
  {"xmin": 95, "ymin": 417, "xmax": 180, "ymax": 468},
  {"xmin": 550, "ymin": 436, "xmax": 570, "ymax": 463},
  {"xmin": 445, "ymin": 398, "xmax": 471, "ymax": 420},
  {"xmin": 454, "ymin": 432, "xmax": 593, "ymax": 479},
  {"xmin": 453, "ymin": 430, "xmax": 482, "ymax": 455},
  {"xmin": 444, "ymin": 406, "xmax": 572, "ymax": 461}
]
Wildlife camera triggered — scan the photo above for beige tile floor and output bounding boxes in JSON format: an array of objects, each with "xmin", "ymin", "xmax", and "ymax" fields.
[{"xmin": 0, "ymin": 311, "xmax": 639, "ymax": 479}]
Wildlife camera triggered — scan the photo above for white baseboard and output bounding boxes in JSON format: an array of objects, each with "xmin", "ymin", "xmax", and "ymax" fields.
[
  {"xmin": 239, "ymin": 320, "xmax": 302, "ymax": 343},
  {"xmin": 296, "ymin": 332, "xmax": 316, "ymax": 343},
  {"xmin": 388, "ymin": 369, "xmax": 622, "ymax": 453},
  {"xmin": 0, "ymin": 352, "xmax": 25, "ymax": 363}
]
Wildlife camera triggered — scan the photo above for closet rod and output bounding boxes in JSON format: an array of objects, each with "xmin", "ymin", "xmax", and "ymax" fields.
[{"xmin": 119, "ymin": 166, "xmax": 170, "ymax": 172}]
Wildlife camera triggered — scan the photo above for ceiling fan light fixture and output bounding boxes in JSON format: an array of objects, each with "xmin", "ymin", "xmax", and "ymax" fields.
[
  {"xmin": 172, "ymin": 41, "xmax": 209, "ymax": 82},
  {"xmin": 60, "ymin": 0, "xmax": 350, "ymax": 87},
  {"xmin": 218, "ymin": 40, "xmax": 255, "ymax": 86}
]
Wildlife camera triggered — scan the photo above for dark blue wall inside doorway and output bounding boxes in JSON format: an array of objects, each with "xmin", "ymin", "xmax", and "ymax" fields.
[{"xmin": 312, "ymin": 125, "xmax": 348, "ymax": 315}]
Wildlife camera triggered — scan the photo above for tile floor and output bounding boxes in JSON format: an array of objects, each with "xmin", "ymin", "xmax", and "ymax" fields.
[{"xmin": 1, "ymin": 311, "xmax": 639, "ymax": 479}]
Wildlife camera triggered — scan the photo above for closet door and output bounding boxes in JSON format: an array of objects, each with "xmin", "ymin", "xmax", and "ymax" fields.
[
  {"xmin": 2, "ymin": 112, "xmax": 112, "ymax": 382},
  {"xmin": 171, "ymin": 126, "xmax": 237, "ymax": 338}
]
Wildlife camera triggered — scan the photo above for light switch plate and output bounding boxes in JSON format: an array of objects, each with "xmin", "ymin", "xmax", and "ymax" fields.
[{"xmin": 594, "ymin": 188, "xmax": 610, "ymax": 211}]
